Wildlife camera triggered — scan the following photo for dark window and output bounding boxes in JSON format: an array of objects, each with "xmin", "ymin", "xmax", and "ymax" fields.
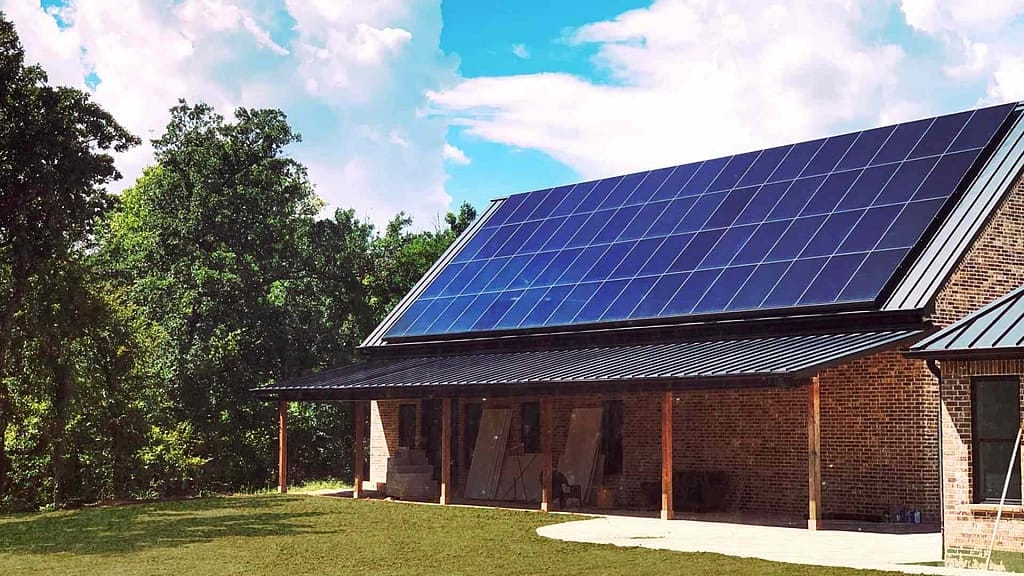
[
  {"xmin": 602, "ymin": 400, "xmax": 624, "ymax": 476},
  {"xmin": 464, "ymin": 403, "xmax": 482, "ymax": 466},
  {"xmin": 398, "ymin": 404, "xmax": 416, "ymax": 448},
  {"xmin": 521, "ymin": 402, "xmax": 540, "ymax": 453},
  {"xmin": 973, "ymin": 378, "xmax": 1022, "ymax": 504}
]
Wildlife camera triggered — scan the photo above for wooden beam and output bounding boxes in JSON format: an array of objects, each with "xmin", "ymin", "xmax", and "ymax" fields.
[
  {"xmin": 661, "ymin": 391, "xmax": 674, "ymax": 521},
  {"xmin": 808, "ymin": 375, "xmax": 822, "ymax": 530},
  {"xmin": 353, "ymin": 401, "xmax": 365, "ymax": 499},
  {"xmin": 540, "ymin": 396, "xmax": 553, "ymax": 512},
  {"xmin": 440, "ymin": 398, "xmax": 452, "ymax": 505},
  {"xmin": 278, "ymin": 400, "xmax": 288, "ymax": 494}
]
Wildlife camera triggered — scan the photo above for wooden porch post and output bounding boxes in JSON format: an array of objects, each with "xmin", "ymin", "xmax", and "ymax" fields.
[
  {"xmin": 808, "ymin": 375, "xmax": 822, "ymax": 530},
  {"xmin": 661, "ymin": 391, "xmax": 674, "ymax": 520},
  {"xmin": 540, "ymin": 396, "xmax": 553, "ymax": 512},
  {"xmin": 440, "ymin": 398, "xmax": 452, "ymax": 505},
  {"xmin": 278, "ymin": 400, "xmax": 288, "ymax": 494},
  {"xmin": 353, "ymin": 401, "xmax": 365, "ymax": 499}
]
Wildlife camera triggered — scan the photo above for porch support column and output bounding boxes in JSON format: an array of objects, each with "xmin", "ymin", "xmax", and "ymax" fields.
[
  {"xmin": 278, "ymin": 400, "xmax": 288, "ymax": 494},
  {"xmin": 440, "ymin": 398, "xmax": 452, "ymax": 505},
  {"xmin": 661, "ymin": 391, "xmax": 674, "ymax": 521},
  {"xmin": 808, "ymin": 374, "xmax": 822, "ymax": 530},
  {"xmin": 540, "ymin": 396, "xmax": 553, "ymax": 512},
  {"xmin": 353, "ymin": 401, "xmax": 365, "ymax": 499}
]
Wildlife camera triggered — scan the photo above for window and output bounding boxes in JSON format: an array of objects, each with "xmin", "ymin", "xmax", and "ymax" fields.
[
  {"xmin": 463, "ymin": 403, "xmax": 482, "ymax": 466},
  {"xmin": 398, "ymin": 404, "xmax": 416, "ymax": 448},
  {"xmin": 601, "ymin": 400, "xmax": 624, "ymax": 476},
  {"xmin": 521, "ymin": 402, "xmax": 540, "ymax": 453},
  {"xmin": 973, "ymin": 378, "xmax": 1021, "ymax": 504}
]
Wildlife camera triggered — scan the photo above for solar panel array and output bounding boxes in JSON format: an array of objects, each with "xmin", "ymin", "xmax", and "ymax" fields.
[{"xmin": 388, "ymin": 103, "xmax": 1016, "ymax": 338}]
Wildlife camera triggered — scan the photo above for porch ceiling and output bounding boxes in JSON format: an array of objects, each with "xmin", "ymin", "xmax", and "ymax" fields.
[{"xmin": 254, "ymin": 329, "xmax": 924, "ymax": 401}]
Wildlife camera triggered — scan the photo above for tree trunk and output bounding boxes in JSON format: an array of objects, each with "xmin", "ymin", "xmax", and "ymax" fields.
[
  {"xmin": 49, "ymin": 341, "xmax": 74, "ymax": 509},
  {"xmin": 0, "ymin": 258, "xmax": 28, "ymax": 499}
]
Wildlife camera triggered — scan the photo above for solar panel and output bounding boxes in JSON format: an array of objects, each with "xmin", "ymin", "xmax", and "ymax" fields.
[{"xmin": 387, "ymin": 103, "xmax": 1017, "ymax": 338}]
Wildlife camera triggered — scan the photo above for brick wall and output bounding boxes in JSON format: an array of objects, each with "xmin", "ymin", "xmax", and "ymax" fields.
[
  {"xmin": 940, "ymin": 359, "xmax": 1024, "ymax": 567},
  {"xmin": 929, "ymin": 172, "xmax": 1024, "ymax": 327},
  {"xmin": 369, "ymin": 400, "xmax": 400, "ymax": 484},
  {"xmin": 819, "ymin": 350, "xmax": 941, "ymax": 522},
  {"xmin": 673, "ymin": 387, "xmax": 808, "ymax": 516}
]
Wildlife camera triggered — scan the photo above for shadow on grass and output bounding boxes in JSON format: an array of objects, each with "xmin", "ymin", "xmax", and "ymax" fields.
[{"xmin": 0, "ymin": 495, "xmax": 325, "ymax": 556}]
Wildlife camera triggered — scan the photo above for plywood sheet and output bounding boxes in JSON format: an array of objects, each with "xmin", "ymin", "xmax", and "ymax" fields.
[
  {"xmin": 464, "ymin": 408, "xmax": 511, "ymax": 500},
  {"xmin": 497, "ymin": 454, "xmax": 542, "ymax": 502},
  {"xmin": 557, "ymin": 407, "xmax": 603, "ymax": 501}
]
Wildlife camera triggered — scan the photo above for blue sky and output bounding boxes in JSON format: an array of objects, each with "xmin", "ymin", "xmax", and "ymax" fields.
[{"xmin": 4, "ymin": 0, "xmax": 1024, "ymax": 228}]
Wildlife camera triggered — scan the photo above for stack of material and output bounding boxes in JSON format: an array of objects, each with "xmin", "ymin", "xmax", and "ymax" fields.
[
  {"xmin": 557, "ymin": 407, "xmax": 603, "ymax": 502},
  {"xmin": 496, "ymin": 453, "xmax": 542, "ymax": 502},
  {"xmin": 386, "ymin": 448, "xmax": 437, "ymax": 500},
  {"xmin": 464, "ymin": 409, "xmax": 512, "ymax": 500}
]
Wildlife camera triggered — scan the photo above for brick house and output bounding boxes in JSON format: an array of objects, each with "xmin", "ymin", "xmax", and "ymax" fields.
[
  {"xmin": 907, "ymin": 287, "xmax": 1024, "ymax": 569},
  {"xmin": 257, "ymin": 101, "xmax": 1024, "ymax": 539}
]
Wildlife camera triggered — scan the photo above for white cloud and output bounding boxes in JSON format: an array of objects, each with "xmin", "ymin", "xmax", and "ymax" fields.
[
  {"xmin": 511, "ymin": 43, "xmax": 529, "ymax": 59},
  {"xmin": 898, "ymin": 0, "xmax": 1024, "ymax": 101},
  {"xmin": 2, "ymin": 0, "xmax": 459, "ymax": 229},
  {"xmin": 444, "ymin": 142, "xmax": 471, "ymax": 165},
  {"xmin": 282, "ymin": 0, "xmax": 457, "ymax": 226},
  {"xmin": 0, "ymin": 0, "xmax": 86, "ymax": 88},
  {"xmin": 429, "ymin": 0, "xmax": 908, "ymax": 179},
  {"xmin": 176, "ymin": 0, "xmax": 289, "ymax": 55}
]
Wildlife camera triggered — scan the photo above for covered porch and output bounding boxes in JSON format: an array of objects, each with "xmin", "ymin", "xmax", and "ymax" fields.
[{"xmin": 257, "ymin": 328, "xmax": 924, "ymax": 529}]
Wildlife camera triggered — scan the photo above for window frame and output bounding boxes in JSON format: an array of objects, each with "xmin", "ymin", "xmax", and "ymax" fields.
[
  {"xmin": 520, "ymin": 402, "xmax": 541, "ymax": 453},
  {"xmin": 398, "ymin": 403, "xmax": 417, "ymax": 449},
  {"xmin": 971, "ymin": 376, "xmax": 1022, "ymax": 505},
  {"xmin": 601, "ymin": 399, "xmax": 624, "ymax": 476},
  {"xmin": 463, "ymin": 402, "xmax": 483, "ymax": 467}
]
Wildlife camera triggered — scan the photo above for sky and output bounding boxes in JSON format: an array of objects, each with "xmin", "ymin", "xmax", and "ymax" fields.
[{"xmin": 3, "ymin": 0, "xmax": 1024, "ymax": 230}]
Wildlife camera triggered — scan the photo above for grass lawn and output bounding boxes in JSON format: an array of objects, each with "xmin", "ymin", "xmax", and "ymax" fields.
[{"xmin": 0, "ymin": 494, "xmax": 906, "ymax": 576}]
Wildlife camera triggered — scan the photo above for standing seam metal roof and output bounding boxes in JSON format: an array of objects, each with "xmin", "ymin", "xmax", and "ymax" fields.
[
  {"xmin": 258, "ymin": 329, "xmax": 923, "ymax": 396},
  {"xmin": 907, "ymin": 285, "xmax": 1024, "ymax": 358}
]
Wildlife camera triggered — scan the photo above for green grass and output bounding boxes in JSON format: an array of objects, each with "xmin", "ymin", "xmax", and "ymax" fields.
[
  {"xmin": 0, "ymin": 495, "xmax": 908, "ymax": 576},
  {"xmin": 242, "ymin": 478, "xmax": 351, "ymax": 495}
]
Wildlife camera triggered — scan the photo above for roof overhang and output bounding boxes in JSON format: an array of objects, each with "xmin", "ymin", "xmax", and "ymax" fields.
[
  {"xmin": 906, "ymin": 283, "xmax": 1024, "ymax": 360},
  {"xmin": 256, "ymin": 329, "xmax": 926, "ymax": 401},
  {"xmin": 904, "ymin": 347, "xmax": 1024, "ymax": 361}
]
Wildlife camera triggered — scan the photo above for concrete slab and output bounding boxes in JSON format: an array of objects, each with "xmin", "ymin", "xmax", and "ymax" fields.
[{"xmin": 537, "ymin": 516, "xmax": 994, "ymax": 575}]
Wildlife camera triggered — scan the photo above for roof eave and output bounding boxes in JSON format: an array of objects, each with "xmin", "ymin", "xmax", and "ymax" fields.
[{"xmin": 903, "ymin": 346, "xmax": 1024, "ymax": 361}]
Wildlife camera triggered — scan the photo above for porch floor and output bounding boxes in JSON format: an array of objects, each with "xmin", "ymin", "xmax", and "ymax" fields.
[{"xmin": 538, "ymin": 516, "xmax": 987, "ymax": 575}]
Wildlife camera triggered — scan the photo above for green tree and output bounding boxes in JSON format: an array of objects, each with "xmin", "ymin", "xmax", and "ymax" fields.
[
  {"xmin": 99, "ymin": 102, "xmax": 380, "ymax": 491},
  {"xmin": 0, "ymin": 11, "xmax": 138, "ymax": 501},
  {"xmin": 366, "ymin": 202, "xmax": 477, "ymax": 322}
]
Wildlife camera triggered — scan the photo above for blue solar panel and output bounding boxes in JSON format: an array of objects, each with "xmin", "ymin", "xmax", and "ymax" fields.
[{"xmin": 388, "ymin": 103, "xmax": 1017, "ymax": 338}]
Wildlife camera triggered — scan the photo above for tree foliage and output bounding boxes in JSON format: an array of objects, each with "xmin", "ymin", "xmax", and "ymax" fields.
[
  {"xmin": 0, "ymin": 11, "xmax": 478, "ymax": 509},
  {"xmin": 0, "ymin": 10, "xmax": 138, "ymax": 506}
]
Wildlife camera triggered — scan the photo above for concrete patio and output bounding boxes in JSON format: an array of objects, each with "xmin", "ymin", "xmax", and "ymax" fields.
[{"xmin": 537, "ymin": 516, "xmax": 996, "ymax": 575}]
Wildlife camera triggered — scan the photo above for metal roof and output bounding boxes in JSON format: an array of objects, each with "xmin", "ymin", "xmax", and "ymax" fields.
[
  {"xmin": 907, "ymin": 285, "xmax": 1024, "ymax": 359},
  {"xmin": 885, "ymin": 103, "xmax": 1024, "ymax": 311},
  {"xmin": 259, "ymin": 329, "xmax": 923, "ymax": 399}
]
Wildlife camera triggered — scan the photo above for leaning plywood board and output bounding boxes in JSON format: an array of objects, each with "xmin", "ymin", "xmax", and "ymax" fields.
[
  {"xmin": 464, "ymin": 408, "xmax": 511, "ymax": 500},
  {"xmin": 520, "ymin": 454, "xmax": 542, "ymax": 501},
  {"xmin": 557, "ymin": 407, "xmax": 603, "ymax": 501},
  {"xmin": 497, "ymin": 453, "xmax": 542, "ymax": 502}
]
